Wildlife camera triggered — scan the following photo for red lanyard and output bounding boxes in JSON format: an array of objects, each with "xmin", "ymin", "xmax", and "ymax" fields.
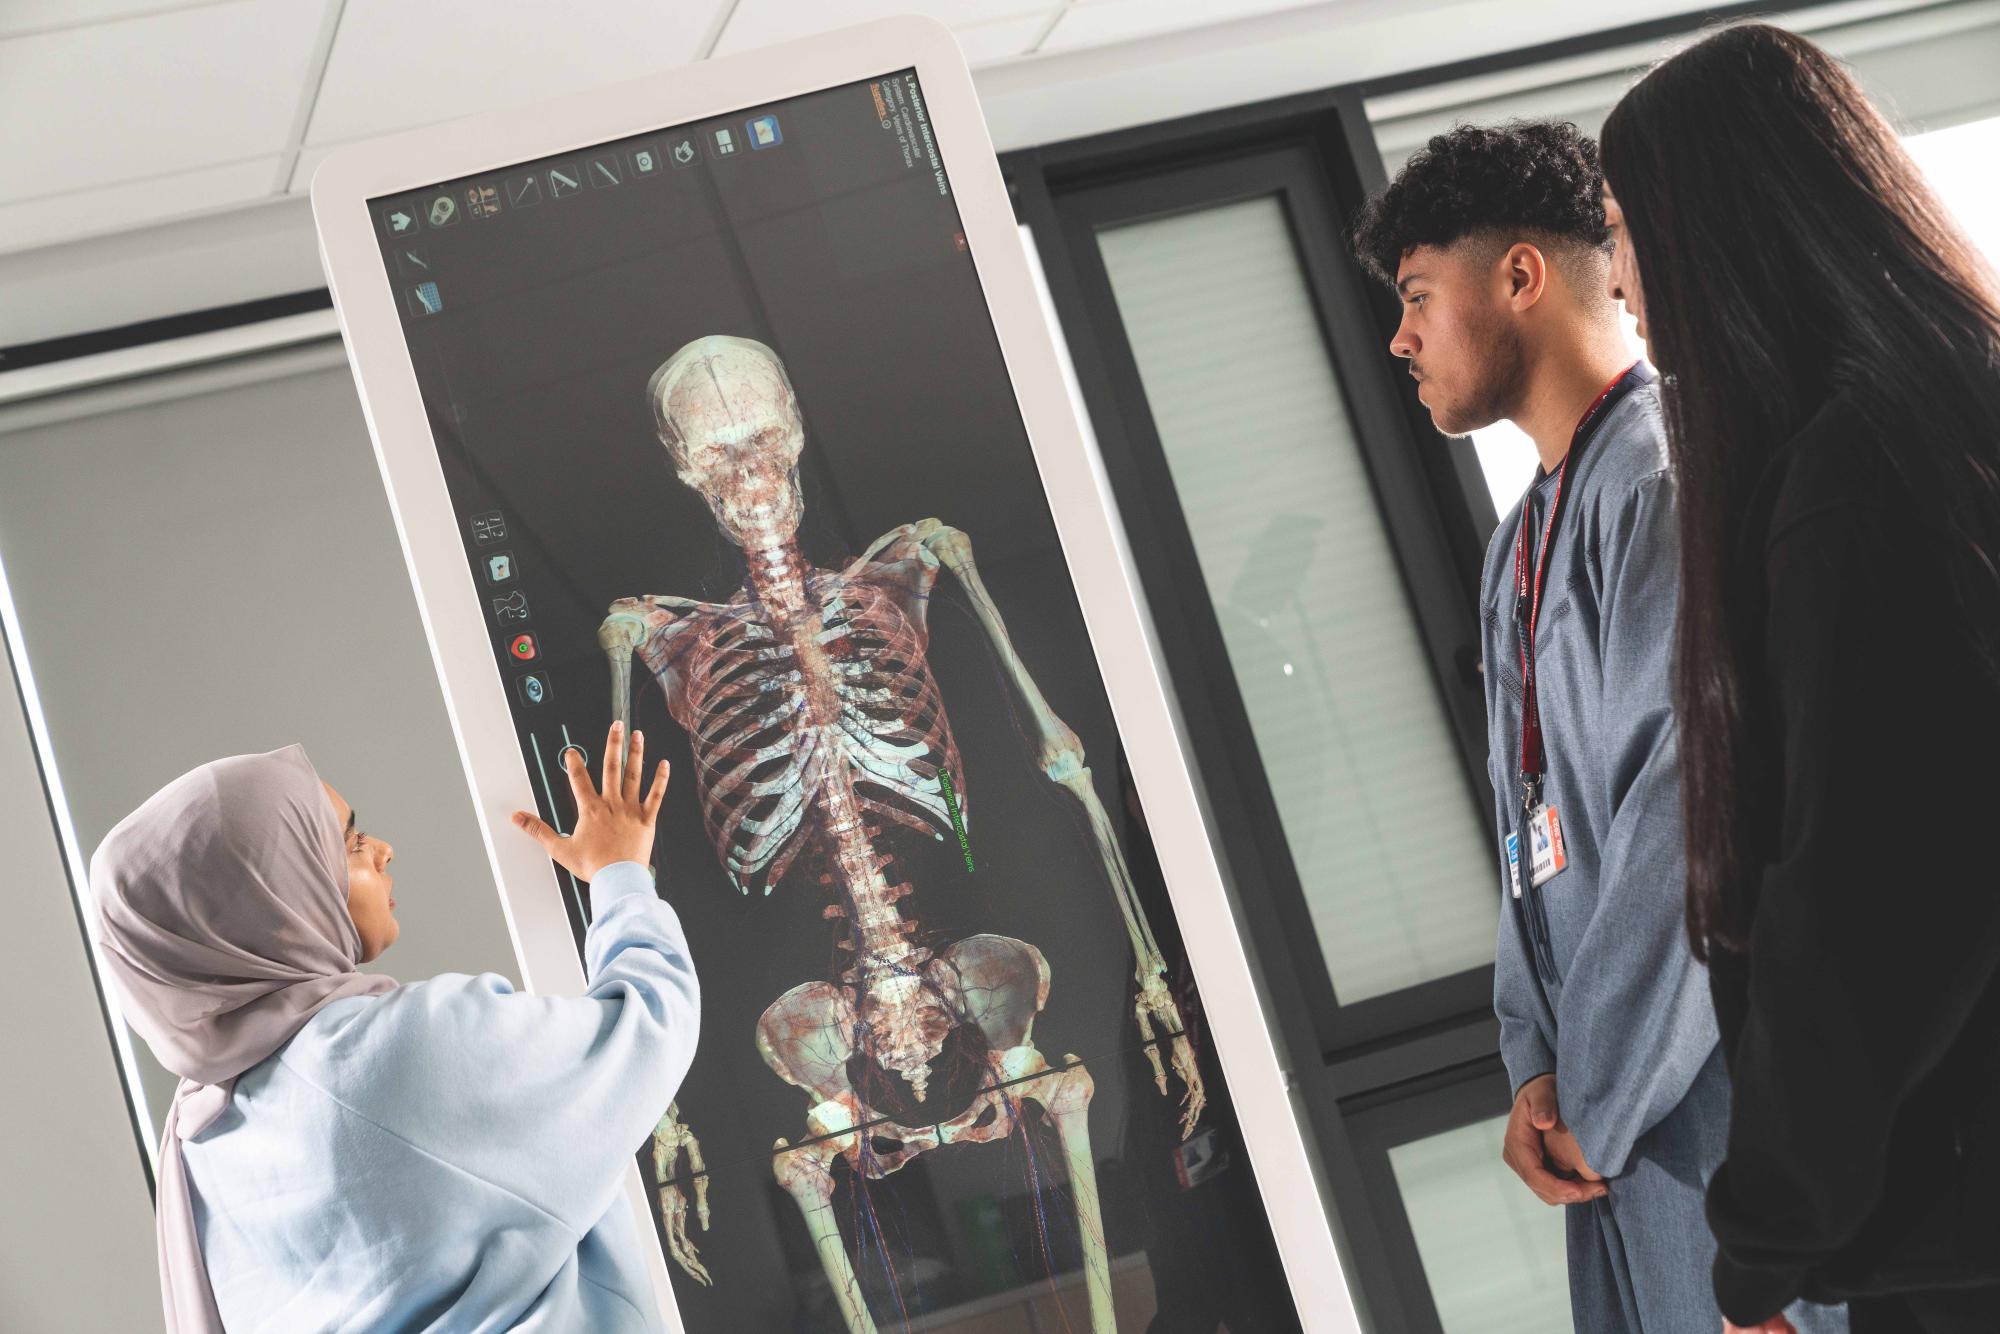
[{"xmin": 1513, "ymin": 361, "xmax": 1645, "ymax": 811}]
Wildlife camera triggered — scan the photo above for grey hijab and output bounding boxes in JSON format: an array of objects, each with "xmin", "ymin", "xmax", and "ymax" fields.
[{"xmin": 89, "ymin": 744, "xmax": 396, "ymax": 1333}]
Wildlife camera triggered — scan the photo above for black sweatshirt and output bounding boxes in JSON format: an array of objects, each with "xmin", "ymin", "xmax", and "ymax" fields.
[{"xmin": 1704, "ymin": 393, "xmax": 2000, "ymax": 1324}]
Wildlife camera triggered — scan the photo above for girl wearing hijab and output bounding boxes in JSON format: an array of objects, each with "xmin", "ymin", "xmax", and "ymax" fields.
[
  {"xmin": 1599, "ymin": 24, "xmax": 2000, "ymax": 1334},
  {"xmin": 89, "ymin": 720, "xmax": 696, "ymax": 1333}
]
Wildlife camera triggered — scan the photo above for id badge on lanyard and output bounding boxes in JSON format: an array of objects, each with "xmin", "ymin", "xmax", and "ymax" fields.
[
  {"xmin": 1507, "ymin": 361, "xmax": 1645, "ymax": 898},
  {"xmin": 1506, "ymin": 806, "xmax": 1568, "ymax": 898}
]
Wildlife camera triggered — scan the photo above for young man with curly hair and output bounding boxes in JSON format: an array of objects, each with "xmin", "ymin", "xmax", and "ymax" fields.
[{"xmin": 1351, "ymin": 123, "xmax": 1843, "ymax": 1334}]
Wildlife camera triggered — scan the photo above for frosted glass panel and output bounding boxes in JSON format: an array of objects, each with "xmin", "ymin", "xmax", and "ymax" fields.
[
  {"xmin": 1096, "ymin": 195, "xmax": 1496, "ymax": 1003},
  {"xmin": 1391, "ymin": 1116, "xmax": 1571, "ymax": 1333}
]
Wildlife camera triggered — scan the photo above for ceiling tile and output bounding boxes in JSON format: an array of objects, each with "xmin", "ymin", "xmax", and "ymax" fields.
[
  {"xmin": 0, "ymin": 155, "xmax": 280, "ymax": 256},
  {"xmin": 304, "ymin": 0, "xmax": 719, "ymax": 146},
  {"xmin": 1043, "ymin": 0, "xmax": 1318, "ymax": 51},
  {"xmin": 713, "ymin": 0, "xmax": 1047, "ymax": 57},
  {"xmin": 287, "ymin": 140, "xmax": 340, "ymax": 195},
  {"xmin": 956, "ymin": 12, "xmax": 1058, "ymax": 66},
  {"xmin": 0, "ymin": 0, "xmax": 211, "ymax": 41},
  {"xmin": 289, "ymin": 5, "xmax": 1056, "ymax": 190},
  {"xmin": 0, "ymin": 0, "xmax": 324, "ymax": 204}
]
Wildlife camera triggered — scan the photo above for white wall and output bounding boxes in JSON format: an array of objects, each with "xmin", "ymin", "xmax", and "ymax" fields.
[
  {"xmin": 0, "ymin": 614, "xmax": 158, "ymax": 1332},
  {"xmin": 0, "ymin": 347, "xmax": 521, "ymax": 1160}
]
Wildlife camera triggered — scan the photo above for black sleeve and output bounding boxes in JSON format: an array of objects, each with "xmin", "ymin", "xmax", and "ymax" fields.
[{"xmin": 1706, "ymin": 502, "xmax": 2000, "ymax": 1323}]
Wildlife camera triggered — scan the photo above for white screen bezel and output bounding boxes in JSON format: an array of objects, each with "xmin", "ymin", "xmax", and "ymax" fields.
[{"xmin": 310, "ymin": 17, "xmax": 1355, "ymax": 1331}]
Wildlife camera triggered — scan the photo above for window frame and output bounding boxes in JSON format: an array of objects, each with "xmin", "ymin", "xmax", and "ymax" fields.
[
  {"xmin": 1342, "ymin": 1059, "xmax": 1523, "ymax": 1334},
  {"xmin": 1006, "ymin": 99, "xmax": 1499, "ymax": 1067}
]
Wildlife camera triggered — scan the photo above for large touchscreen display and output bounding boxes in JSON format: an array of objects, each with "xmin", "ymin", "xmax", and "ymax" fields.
[{"xmin": 370, "ymin": 69, "xmax": 1297, "ymax": 1332}]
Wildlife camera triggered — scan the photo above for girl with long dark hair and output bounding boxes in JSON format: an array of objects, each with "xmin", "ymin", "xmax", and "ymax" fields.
[{"xmin": 1600, "ymin": 23, "xmax": 2000, "ymax": 1334}]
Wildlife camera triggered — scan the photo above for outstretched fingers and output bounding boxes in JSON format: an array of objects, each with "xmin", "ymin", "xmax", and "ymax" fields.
[
  {"xmin": 563, "ymin": 744, "xmax": 596, "ymax": 810},
  {"xmin": 512, "ymin": 810, "xmax": 561, "ymax": 854},
  {"xmin": 623, "ymin": 727, "xmax": 645, "ymax": 804},
  {"xmin": 644, "ymin": 758, "xmax": 672, "ymax": 821},
  {"xmin": 601, "ymin": 720, "xmax": 624, "ymax": 802}
]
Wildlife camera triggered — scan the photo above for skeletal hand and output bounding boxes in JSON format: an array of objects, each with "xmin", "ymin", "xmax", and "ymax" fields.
[
  {"xmin": 1133, "ymin": 964, "xmax": 1205, "ymax": 1138},
  {"xmin": 651, "ymin": 1103, "xmax": 712, "ymax": 1285}
]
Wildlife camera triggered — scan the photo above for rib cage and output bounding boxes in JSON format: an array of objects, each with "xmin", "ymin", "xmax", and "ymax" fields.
[{"xmin": 641, "ymin": 569, "xmax": 965, "ymax": 897}]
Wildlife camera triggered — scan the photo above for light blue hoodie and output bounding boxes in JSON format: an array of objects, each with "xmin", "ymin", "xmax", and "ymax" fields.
[{"xmin": 180, "ymin": 861, "xmax": 696, "ymax": 1333}]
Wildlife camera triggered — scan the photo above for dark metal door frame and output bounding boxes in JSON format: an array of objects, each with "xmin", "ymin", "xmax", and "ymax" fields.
[
  {"xmin": 1005, "ymin": 90, "xmax": 1511, "ymax": 1333},
  {"xmin": 1014, "ymin": 117, "xmax": 1497, "ymax": 1062}
]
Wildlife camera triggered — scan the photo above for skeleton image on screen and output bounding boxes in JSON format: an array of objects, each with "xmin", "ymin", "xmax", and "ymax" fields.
[{"xmin": 597, "ymin": 335, "xmax": 1204, "ymax": 1331}]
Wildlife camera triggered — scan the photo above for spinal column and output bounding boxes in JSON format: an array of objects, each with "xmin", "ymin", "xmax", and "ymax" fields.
[
  {"xmin": 739, "ymin": 538, "xmax": 954, "ymax": 1101},
  {"xmin": 745, "ymin": 538, "xmax": 915, "ymax": 978}
]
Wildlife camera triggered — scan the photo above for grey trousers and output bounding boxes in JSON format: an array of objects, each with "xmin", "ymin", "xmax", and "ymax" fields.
[{"xmin": 1565, "ymin": 1049, "xmax": 1849, "ymax": 1334}]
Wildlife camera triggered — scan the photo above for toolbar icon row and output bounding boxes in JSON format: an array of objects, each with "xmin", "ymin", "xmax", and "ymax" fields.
[
  {"xmin": 383, "ymin": 183, "xmax": 501, "ymax": 236},
  {"xmin": 381, "ymin": 114, "xmax": 783, "ymax": 241}
]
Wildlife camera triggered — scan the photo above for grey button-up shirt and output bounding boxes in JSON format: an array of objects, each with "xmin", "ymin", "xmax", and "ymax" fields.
[{"xmin": 1478, "ymin": 371, "xmax": 1719, "ymax": 1179}]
